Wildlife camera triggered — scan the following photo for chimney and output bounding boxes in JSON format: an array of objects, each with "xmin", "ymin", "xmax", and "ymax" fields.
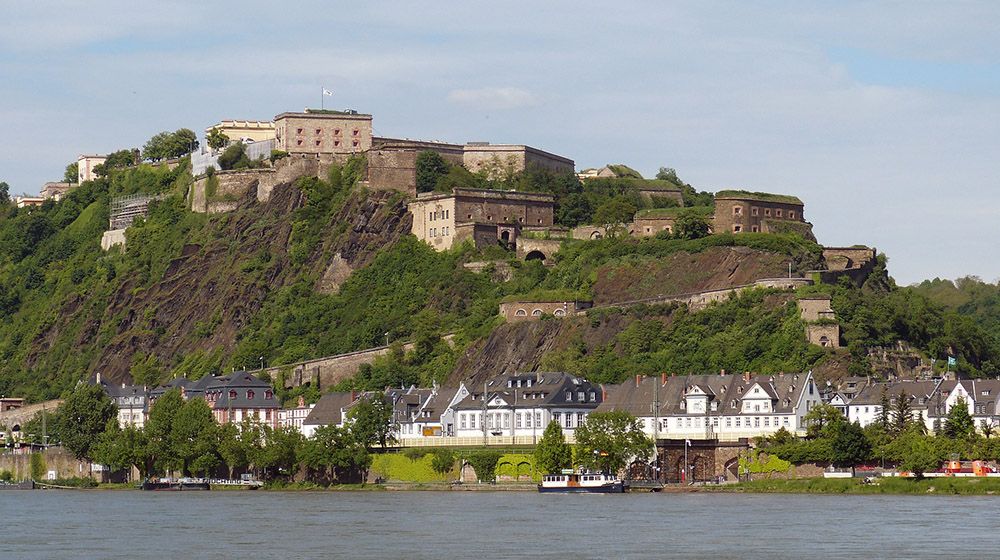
[
  {"xmin": 661, "ymin": 372, "xmax": 667, "ymax": 385},
  {"xmin": 635, "ymin": 374, "xmax": 642, "ymax": 388},
  {"xmin": 743, "ymin": 371, "xmax": 751, "ymax": 382}
]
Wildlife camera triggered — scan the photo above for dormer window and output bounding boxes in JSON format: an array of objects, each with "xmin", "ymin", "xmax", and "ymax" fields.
[
  {"xmin": 229, "ymin": 390, "xmax": 237, "ymax": 399},
  {"xmin": 589, "ymin": 391, "xmax": 596, "ymax": 402},
  {"xmin": 565, "ymin": 391, "xmax": 572, "ymax": 402},
  {"xmin": 680, "ymin": 400, "xmax": 686, "ymax": 410},
  {"xmin": 577, "ymin": 391, "xmax": 585, "ymax": 401},
  {"xmin": 711, "ymin": 402, "xmax": 718, "ymax": 411},
  {"xmin": 265, "ymin": 390, "xmax": 273, "ymax": 400},
  {"xmin": 247, "ymin": 390, "xmax": 255, "ymax": 400}
]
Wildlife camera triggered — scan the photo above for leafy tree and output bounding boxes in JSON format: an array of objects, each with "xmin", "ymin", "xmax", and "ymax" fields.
[
  {"xmin": 466, "ymin": 449, "xmax": 503, "ymax": 483},
  {"xmin": 0, "ymin": 181, "xmax": 9, "ymax": 205},
  {"xmin": 145, "ymin": 389, "xmax": 184, "ymax": 473},
  {"xmin": 556, "ymin": 192, "xmax": 593, "ymax": 227},
  {"xmin": 673, "ymin": 208, "xmax": 710, "ymax": 240},
  {"xmin": 218, "ymin": 143, "xmax": 250, "ymax": 171},
  {"xmin": 415, "ymin": 151, "xmax": 449, "ymax": 193},
  {"xmin": 55, "ymin": 383, "xmax": 117, "ymax": 461},
  {"xmin": 944, "ymin": 399, "xmax": 975, "ymax": 440},
  {"xmin": 64, "ymin": 163, "xmax": 79, "ymax": 183},
  {"xmin": 827, "ymin": 419, "xmax": 871, "ymax": 470},
  {"xmin": 170, "ymin": 398, "xmax": 218, "ymax": 476},
  {"xmin": 899, "ymin": 434, "xmax": 940, "ymax": 478},
  {"xmin": 301, "ymin": 424, "xmax": 370, "ymax": 482},
  {"xmin": 218, "ymin": 423, "xmax": 248, "ymax": 479},
  {"xmin": 92, "ymin": 419, "xmax": 135, "ymax": 476},
  {"xmin": 94, "ymin": 149, "xmax": 139, "ymax": 177},
  {"xmin": 655, "ymin": 167, "xmax": 680, "ymax": 184},
  {"xmin": 261, "ymin": 425, "xmax": 304, "ymax": 478},
  {"xmin": 574, "ymin": 411, "xmax": 651, "ymax": 474},
  {"xmin": 534, "ymin": 421, "xmax": 573, "ymax": 475},
  {"xmin": 981, "ymin": 420, "xmax": 995, "ymax": 440},
  {"xmin": 143, "ymin": 129, "xmax": 198, "ymax": 161},
  {"xmin": 593, "ymin": 197, "xmax": 637, "ymax": 238},
  {"xmin": 803, "ymin": 403, "xmax": 843, "ymax": 438},
  {"xmin": 207, "ymin": 127, "xmax": 230, "ymax": 151},
  {"xmin": 892, "ymin": 390, "xmax": 912, "ymax": 435},
  {"xmin": 348, "ymin": 394, "xmax": 395, "ymax": 450},
  {"xmin": 430, "ymin": 449, "xmax": 456, "ymax": 475}
]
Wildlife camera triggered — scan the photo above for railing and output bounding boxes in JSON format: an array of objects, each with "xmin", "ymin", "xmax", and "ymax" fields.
[{"xmin": 396, "ymin": 434, "xmax": 576, "ymax": 448}]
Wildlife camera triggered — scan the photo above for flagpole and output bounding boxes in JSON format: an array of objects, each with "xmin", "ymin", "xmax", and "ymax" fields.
[{"xmin": 321, "ymin": 87, "xmax": 324, "ymax": 110}]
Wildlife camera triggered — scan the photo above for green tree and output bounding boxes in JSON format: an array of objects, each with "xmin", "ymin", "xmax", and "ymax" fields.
[
  {"xmin": 94, "ymin": 149, "xmax": 139, "ymax": 177},
  {"xmin": 92, "ymin": 419, "xmax": 132, "ymax": 475},
  {"xmin": 944, "ymin": 399, "xmax": 975, "ymax": 440},
  {"xmin": 348, "ymin": 394, "xmax": 395, "ymax": 450},
  {"xmin": 430, "ymin": 449, "xmax": 456, "ymax": 476},
  {"xmin": 145, "ymin": 389, "xmax": 184, "ymax": 474},
  {"xmin": 261, "ymin": 425, "xmax": 304, "ymax": 479},
  {"xmin": 803, "ymin": 403, "xmax": 843, "ymax": 438},
  {"xmin": 207, "ymin": 127, "xmax": 230, "ymax": 151},
  {"xmin": 55, "ymin": 383, "xmax": 117, "ymax": 461},
  {"xmin": 574, "ymin": 411, "xmax": 651, "ymax": 474},
  {"xmin": 899, "ymin": 434, "xmax": 940, "ymax": 478},
  {"xmin": 655, "ymin": 167, "xmax": 680, "ymax": 184},
  {"xmin": 827, "ymin": 418, "xmax": 871, "ymax": 471},
  {"xmin": 534, "ymin": 420, "xmax": 573, "ymax": 475},
  {"xmin": 143, "ymin": 129, "xmax": 199, "ymax": 161},
  {"xmin": 466, "ymin": 449, "xmax": 503, "ymax": 483},
  {"xmin": 217, "ymin": 142, "xmax": 250, "ymax": 170},
  {"xmin": 170, "ymin": 398, "xmax": 218, "ymax": 476},
  {"xmin": 593, "ymin": 197, "xmax": 637, "ymax": 238},
  {"xmin": 892, "ymin": 390, "xmax": 912, "ymax": 435},
  {"xmin": 673, "ymin": 208, "xmax": 711, "ymax": 240},
  {"xmin": 30, "ymin": 453, "xmax": 46, "ymax": 480},
  {"xmin": 0, "ymin": 181, "xmax": 9, "ymax": 205},
  {"xmin": 878, "ymin": 386, "xmax": 891, "ymax": 430},
  {"xmin": 301, "ymin": 424, "xmax": 370, "ymax": 483},
  {"xmin": 63, "ymin": 163, "xmax": 79, "ymax": 183},
  {"xmin": 556, "ymin": 192, "xmax": 593, "ymax": 227},
  {"xmin": 218, "ymin": 423, "xmax": 248, "ymax": 479},
  {"xmin": 415, "ymin": 151, "xmax": 449, "ymax": 193}
]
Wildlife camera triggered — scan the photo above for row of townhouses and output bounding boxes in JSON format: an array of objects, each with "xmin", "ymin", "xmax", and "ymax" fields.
[{"xmin": 837, "ymin": 377, "xmax": 1000, "ymax": 432}]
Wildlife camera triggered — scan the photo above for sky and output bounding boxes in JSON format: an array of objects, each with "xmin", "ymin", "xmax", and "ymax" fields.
[{"xmin": 1, "ymin": 1, "xmax": 998, "ymax": 285}]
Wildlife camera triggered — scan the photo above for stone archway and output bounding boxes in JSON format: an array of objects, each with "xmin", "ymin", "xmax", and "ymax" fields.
[
  {"xmin": 525, "ymin": 250, "xmax": 545, "ymax": 261},
  {"xmin": 724, "ymin": 458, "xmax": 740, "ymax": 481}
]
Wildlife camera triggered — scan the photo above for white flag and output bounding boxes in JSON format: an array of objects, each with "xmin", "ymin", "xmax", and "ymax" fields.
[{"xmin": 322, "ymin": 89, "xmax": 333, "ymax": 96}]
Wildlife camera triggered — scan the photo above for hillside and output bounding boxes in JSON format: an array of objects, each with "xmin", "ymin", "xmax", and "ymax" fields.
[{"xmin": 2, "ymin": 159, "xmax": 999, "ymax": 402}]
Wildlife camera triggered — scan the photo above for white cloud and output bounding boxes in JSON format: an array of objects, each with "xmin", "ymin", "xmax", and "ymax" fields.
[{"xmin": 446, "ymin": 87, "xmax": 540, "ymax": 110}]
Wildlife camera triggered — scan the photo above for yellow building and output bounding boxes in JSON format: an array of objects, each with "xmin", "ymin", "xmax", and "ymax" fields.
[
  {"xmin": 274, "ymin": 110, "xmax": 373, "ymax": 155},
  {"xmin": 77, "ymin": 155, "xmax": 107, "ymax": 183},
  {"xmin": 205, "ymin": 120, "xmax": 276, "ymax": 144}
]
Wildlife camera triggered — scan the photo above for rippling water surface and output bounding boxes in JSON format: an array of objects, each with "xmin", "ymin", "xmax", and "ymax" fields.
[{"xmin": 3, "ymin": 490, "xmax": 999, "ymax": 559}]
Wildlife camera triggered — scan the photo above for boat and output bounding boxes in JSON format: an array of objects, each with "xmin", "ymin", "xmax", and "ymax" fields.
[
  {"xmin": 0, "ymin": 480, "xmax": 35, "ymax": 490},
  {"xmin": 140, "ymin": 477, "xmax": 211, "ymax": 491},
  {"xmin": 538, "ymin": 470, "xmax": 625, "ymax": 493}
]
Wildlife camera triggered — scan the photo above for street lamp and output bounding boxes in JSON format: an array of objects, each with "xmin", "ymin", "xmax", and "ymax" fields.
[{"xmin": 384, "ymin": 332, "xmax": 390, "ymax": 346}]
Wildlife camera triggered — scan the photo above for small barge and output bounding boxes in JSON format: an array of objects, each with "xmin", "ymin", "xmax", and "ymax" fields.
[{"xmin": 140, "ymin": 477, "xmax": 211, "ymax": 491}]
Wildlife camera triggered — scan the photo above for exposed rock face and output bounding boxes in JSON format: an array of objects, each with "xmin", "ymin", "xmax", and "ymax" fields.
[
  {"xmin": 590, "ymin": 246, "xmax": 794, "ymax": 304},
  {"xmin": 82, "ymin": 185, "xmax": 409, "ymax": 384}
]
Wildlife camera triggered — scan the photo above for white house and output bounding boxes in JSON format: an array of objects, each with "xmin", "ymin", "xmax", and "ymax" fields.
[{"xmin": 596, "ymin": 371, "xmax": 823, "ymax": 441}]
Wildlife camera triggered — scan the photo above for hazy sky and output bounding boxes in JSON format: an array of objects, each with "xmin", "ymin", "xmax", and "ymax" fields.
[{"xmin": 2, "ymin": 1, "xmax": 998, "ymax": 284}]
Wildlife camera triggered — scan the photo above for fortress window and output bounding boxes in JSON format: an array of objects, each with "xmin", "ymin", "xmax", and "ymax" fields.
[
  {"xmin": 352, "ymin": 140, "xmax": 359, "ymax": 147},
  {"xmin": 428, "ymin": 212, "xmax": 433, "ymax": 221},
  {"xmin": 514, "ymin": 308, "xmax": 526, "ymax": 316},
  {"xmin": 296, "ymin": 128, "xmax": 303, "ymax": 134},
  {"xmin": 532, "ymin": 309, "xmax": 543, "ymax": 316},
  {"xmin": 296, "ymin": 140, "xmax": 303, "ymax": 146},
  {"xmin": 334, "ymin": 129, "xmax": 341, "ymax": 135},
  {"xmin": 334, "ymin": 140, "xmax": 341, "ymax": 147},
  {"xmin": 733, "ymin": 206, "xmax": 742, "ymax": 215},
  {"xmin": 733, "ymin": 225, "xmax": 742, "ymax": 233},
  {"xmin": 315, "ymin": 129, "xmax": 321, "ymax": 135},
  {"xmin": 764, "ymin": 208, "xmax": 771, "ymax": 217},
  {"xmin": 315, "ymin": 140, "xmax": 321, "ymax": 146},
  {"xmin": 751, "ymin": 225, "xmax": 759, "ymax": 233},
  {"xmin": 353, "ymin": 129, "xmax": 359, "ymax": 136},
  {"xmin": 752, "ymin": 208, "xmax": 759, "ymax": 216},
  {"xmin": 789, "ymin": 211, "xmax": 796, "ymax": 219},
  {"xmin": 776, "ymin": 209, "xmax": 783, "ymax": 218}
]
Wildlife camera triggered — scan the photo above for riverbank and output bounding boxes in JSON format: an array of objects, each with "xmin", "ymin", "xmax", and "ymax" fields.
[{"xmin": 706, "ymin": 477, "xmax": 1000, "ymax": 495}]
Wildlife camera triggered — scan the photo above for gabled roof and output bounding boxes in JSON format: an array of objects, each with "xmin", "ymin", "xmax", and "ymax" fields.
[
  {"xmin": 453, "ymin": 372, "xmax": 602, "ymax": 411},
  {"xmin": 303, "ymin": 392, "xmax": 359, "ymax": 427}
]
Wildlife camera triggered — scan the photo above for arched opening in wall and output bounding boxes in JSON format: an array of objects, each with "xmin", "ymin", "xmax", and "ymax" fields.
[
  {"xmin": 553, "ymin": 309, "xmax": 565, "ymax": 317},
  {"xmin": 531, "ymin": 309, "xmax": 543, "ymax": 316},
  {"xmin": 724, "ymin": 457, "xmax": 740, "ymax": 481},
  {"xmin": 819, "ymin": 336, "xmax": 831, "ymax": 347},
  {"xmin": 500, "ymin": 230, "xmax": 510, "ymax": 243},
  {"xmin": 590, "ymin": 231, "xmax": 603, "ymax": 240},
  {"xmin": 525, "ymin": 250, "xmax": 545, "ymax": 261},
  {"xmin": 515, "ymin": 309, "xmax": 527, "ymax": 317}
]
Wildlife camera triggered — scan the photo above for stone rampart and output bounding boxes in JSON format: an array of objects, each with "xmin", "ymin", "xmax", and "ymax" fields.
[
  {"xmin": 0, "ymin": 399, "xmax": 62, "ymax": 431},
  {"xmin": 269, "ymin": 335, "xmax": 455, "ymax": 390},
  {"xmin": 822, "ymin": 247, "xmax": 876, "ymax": 271},
  {"xmin": 0, "ymin": 446, "xmax": 97, "ymax": 480},
  {"xmin": 516, "ymin": 238, "xmax": 562, "ymax": 262},
  {"xmin": 597, "ymin": 277, "xmax": 813, "ymax": 312},
  {"xmin": 499, "ymin": 301, "xmax": 591, "ymax": 321}
]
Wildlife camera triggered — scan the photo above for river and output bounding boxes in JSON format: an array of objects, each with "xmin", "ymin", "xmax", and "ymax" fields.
[{"xmin": 2, "ymin": 490, "xmax": 997, "ymax": 559}]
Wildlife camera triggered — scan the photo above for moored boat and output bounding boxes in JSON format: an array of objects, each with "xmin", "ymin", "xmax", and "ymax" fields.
[
  {"xmin": 538, "ymin": 470, "xmax": 624, "ymax": 493},
  {"xmin": 0, "ymin": 480, "xmax": 35, "ymax": 490},
  {"xmin": 140, "ymin": 477, "xmax": 211, "ymax": 491}
]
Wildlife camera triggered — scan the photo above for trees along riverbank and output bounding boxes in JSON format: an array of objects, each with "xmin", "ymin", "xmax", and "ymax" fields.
[{"xmin": 757, "ymin": 398, "xmax": 1000, "ymax": 480}]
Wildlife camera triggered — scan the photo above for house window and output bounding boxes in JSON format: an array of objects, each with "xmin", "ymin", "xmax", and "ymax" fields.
[
  {"xmin": 247, "ymin": 390, "xmax": 255, "ymax": 400},
  {"xmin": 686, "ymin": 418, "xmax": 692, "ymax": 427},
  {"xmin": 735, "ymin": 418, "xmax": 741, "ymax": 427},
  {"xmin": 515, "ymin": 309, "xmax": 527, "ymax": 317},
  {"xmin": 516, "ymin": 413, "xmax": 523, "ymax": 428},
  {"xmin": 429, "ymin": 212, "xmax": 433, "ymax": 221},
  {"xmin": 764, "ymin": 417, "xmax": 770, "ymax": 427},
  {"xmin": 553, "ymin": 412, "xmax": 561, "ymax": 425},
  {"xmin": 577, "ymin": 412, "xmax": 584, "ymax": 426},
  {"xmin": 535, "ymin": 411, "xmax": 541, "ymax": 426},
  {"xmin": 564, "ymin": 414, "xmax": 572, "ymax": 428},
  {"xmin": 754, "ymin": 417, "xmax": 760, "ymax": 427},
  {"xmin": 470, "ymin": 414, "xmax": 476, "ymax": 429},
  {"xmin": 725, "ymin": 417, "xmax": 732, "ymax": 428}
]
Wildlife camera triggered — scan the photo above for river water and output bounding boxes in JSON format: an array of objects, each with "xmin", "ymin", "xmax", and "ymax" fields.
[{"xmin": 2, "ymin": 490, "xmax": 998, "ymax": 559}]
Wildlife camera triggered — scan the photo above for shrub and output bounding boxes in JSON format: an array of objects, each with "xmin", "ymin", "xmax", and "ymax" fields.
[{"xmin": 466, "ymin": 450, "xmax": 503, "ymax": 483}]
